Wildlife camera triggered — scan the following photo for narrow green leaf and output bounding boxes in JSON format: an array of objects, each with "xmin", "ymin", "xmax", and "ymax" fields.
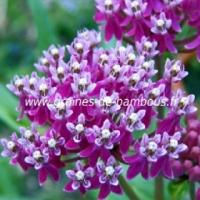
[
  {"xmin": 168, "ymin": 179, "xmax": 189, "ymax": 200},
  {"xmin": 27, "ymin": 0, "xmax": 58, "ymax": 52},
  {"xmin": 0, "ymin": 84, "xmax": 29, "ymax": 131}
]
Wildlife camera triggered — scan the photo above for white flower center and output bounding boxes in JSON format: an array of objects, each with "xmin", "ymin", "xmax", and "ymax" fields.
[
  {"xmin": 129, "ymin": 113, "xmax": 138, "ymax": 123},
  {"xmin": 15, "ymin": 79, "xmax": 23, "ymax": 87},
  {"xmin": 131, "ymin": 73, "xmax": 140, "ymax": 82},
  {"xmin": 24, "ymin": 130, "xmax": 33, "ymax": 139},
  {"xmin": 39, "ymin": 83, "xmax": 48, "ymax": 92},
  {"xmin": 7, "ymin": 141, "xmax": 15, "ymax": 150},
  {"xmin": 100, "ymin": 53, "xmax": 108, "ymax": 62},
  {"xmin": 33, "ymin": 150, "xmax": 42, "ymax": 160},
  {"xmin": 151, "ymin": 88, "xmax": 161, "ymax": 97},
  {"xmin": 147, "ymin": 141, "xmax": 158, "ymax": 152},
  {"xmin": 72, "ymin": 62, "xmax": 80, "ymax": 71},
  {"xmin": 75, "ymin": 42, "xmax": 83, "ymax": 51},
  {"xmin": 143, "ymin": 61, "xmax": 151, "ymax": 69},
  {"xmin": 144, "ymin": 41, "xmax": 153, "ymax": 50},
  {"xmin": 118, "ymin": 46, "xmax": 126, "ymax": 53},
  {"xmin": 105, "ymin": 0, "xmax": 113, "ymax": 8},
  {"xmin": 41, "ymin": 58, "xmax": 49, "ymax": 66},
  {"xmin": 180, "ymin": 97, "xmax": 188, "ymax": 105},
  {"xmin": 128, "ymin": 53, "xmax": 136, "ymax": 61},
  {"xmin": 48, "ymin": 138, "xmax": 57, "ymax": 148},
  {"xmin": 103, "ymin": 96, "xmax": 113, "ymax": 106},
  {"xmin": 79, "ymin": 78, "xmax": 88, "ymax": 86},
  {"xmin": 56, "ymin": 101, "xmax": 65, "ymax": 110},
  {"xmin": 57, "ymin": 66, "xmax": 64, "ymax": 74},
  {"xmin": 172, "ymin": 63, "xmax": 180, "ymax": 72},
  {"xmin": 105, "ymin": 166, "xmax": 115, "ymax": 176},
  {"xmin": 75, "ymin": 170, "xmax": 85, "ymax": 180},
  {"xmin": 157, "ymin": 19, "xmax": 165, "ymax": 27},
  {"xmin": 169, "ymin": 139, "xmax": 178, "ymax": 149},
  {"xmin": 102, "ymin": 129, "xmax": 111, "ymax": 139},
  {"xmin": 75, "ymin": 124, "xmax": 84, "ymax": 133},
  {"xmin": 50, "ymin": 48, "xmax": 59, "ymax": 56},
  {"xmin": 29, "ymin": 77, "xmax": 36, "ymax": 85},
  {"xmin": 131, "ymin": 0, "xmax": 140, "ymax": 9},
  {"xmin": 112, "ymin": 64, "xmax": 121, "ymax": 73}
]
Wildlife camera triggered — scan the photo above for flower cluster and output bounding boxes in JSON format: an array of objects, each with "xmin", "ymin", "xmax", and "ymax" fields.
[
  {"xmin": 1, "ymin": 29, "xmax": 196, "ymax": 199},
  {"xmin": 170, "ymin": 114, "xmax": 200, "ymax": 199},
  {"xmin": 95, "ymin": 0, "xmax": 200, "ymax": 60}
]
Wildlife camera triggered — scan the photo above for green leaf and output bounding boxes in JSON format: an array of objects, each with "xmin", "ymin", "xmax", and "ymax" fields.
[
  {"xmin": 168, "ymin": 179, "xmax": 189, "ymax": 200},
  {"xmin": 0, "ymin": 84, "xmax": 29, "ymax": 131},
  {"xmin": 27, "ymin": 0, "xmax": 58, "ymax": 52}
]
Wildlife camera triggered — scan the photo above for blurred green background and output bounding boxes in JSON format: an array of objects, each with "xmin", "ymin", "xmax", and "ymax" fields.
[{"xmin": 0, "ymin": 0, "xmax": 199, "ymax": 200}]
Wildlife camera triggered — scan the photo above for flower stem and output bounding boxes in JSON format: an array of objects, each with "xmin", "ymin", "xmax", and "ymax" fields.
[
  {"xmin": 155, "ymin": 176, "xmax": 164, "ymax": 200},
  {"xmin": 155, "ymin": 56, "xmax": 164, "ymax": 200},
  {"xmin": 189, "ymin": 182, "xmax": 195, "ymax": 200},
  {"xmin": 118, "ymin": 175, "xmax": 140, "ymax": 200}
]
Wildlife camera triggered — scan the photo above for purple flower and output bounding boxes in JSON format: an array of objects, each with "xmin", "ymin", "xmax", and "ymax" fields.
[
  {"xmin": 162, "ymin": 132, "xmax": 187, "ymax": 159},
  {"xmin": 151, "ymin": 12, "xmax": 172, "ymax": 35},
  {"xmin": 97, "ymin": 89, "xmax": 120, "ymax": 114},
  {"xmin": 123, "ymin": 0, "xmax": 147, "ymax": 18},
  {"xmin": 121, "ymin": 105, "xmax": 146, "ymax": 132},
  {"xmin": 47, "ymin": 93, "xmax": 73, "ymax": 120},
  {"xmin": 66, "ymin": 113, "xmax": 86, "ymax": 143},
  {"xmin": 49, "ymin": 60, "xmax": 68, "ymax": 83},
  {"xmin": 68, "ymin": 57, "xmax": 88, "ymax": 74},
  {"xmin": 97, "ymin": 156, "xmax": 122, "ymax": 199},
  {"xmin": 29, "ymin": 77, "xmax": 56, "ymax": 98},
  {"xmin": 25, "ymin": 147, "xmax": 49, "ymax": 170},
  {"xmin": 140, "ymin": 134, "xmax": 167, "ymax": 162},
  {"xmin": 71, "ymin": 73, "xmax": 96, "ymax": 96},
  {"xmin": 65, "ymin": 161, "xmax": 95, "ymax": 191},
  {"xmin": 163, "ymin": 0, "xmax": 183, "ymax": 7},
  {"xmin": 18, "ymin": 123, "xmax": 40, "ymax": 146},
  {"xmin": 171, "ymin": 89, "xmax": 197, "ymax": 115},
  {"xmin": 87, "ymin": 119, "xmax": 120, "ymax": 150},
  {"xmin": 95, "ymin": 0, "xmax": 120, "ymax": 15},
  {"xmin": 7, "ymin": 75, "xmax": 28, "ymax": 96},
  {"xmin": 1, "ymin": 133, "xmax": 19, "ymax": 158},
  {"xmin": 164, "ymin": 59, "xmax": 188, "ymax": 82},
  {"xmin": 41, "ymin": 129, "xmax": 65, "ymax": 156},
  {"xmin": 185, "ymin": 35, "xmax": 200, "ymax": 61},
  {"xmin": 136, "ymin": 37, "xmax": 159, "ymax": 58}
]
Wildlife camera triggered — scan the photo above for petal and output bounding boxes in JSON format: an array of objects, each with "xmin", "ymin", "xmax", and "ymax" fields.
[
  {"xmin": 38, "ymin": 167, "xmax": 48, "ymax": 186},
  {"xmin": 98, "ymin": 183, "xmax": 110, "ymax": 200}
]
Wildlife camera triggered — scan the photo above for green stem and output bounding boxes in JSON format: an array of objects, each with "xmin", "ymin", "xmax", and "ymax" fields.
[
  {"xmin": 119, "ymin": 175, "xmax": 140, "ymax": 200},
  {"xmin": 155, "ymin": 176, "xmax": 164, "ymax": 200},
  {"xmin": 189, "ymin": 182, "xmax": 195, "ymax": 200},
  {"xmin": 155, "ymin": 56, "xmax": 164, "ymax": 200}
]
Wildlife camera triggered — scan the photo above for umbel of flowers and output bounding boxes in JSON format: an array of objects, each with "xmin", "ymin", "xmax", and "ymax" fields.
[
  {"xmin": 95, "ymin": 0, "xmax": 200, "ymax": 60},
  {"xmin": 1, "ymin": 29, "xmax": 197, "ymax": 199}
]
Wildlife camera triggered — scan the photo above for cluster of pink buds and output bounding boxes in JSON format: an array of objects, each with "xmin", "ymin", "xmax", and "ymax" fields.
[
  {"xmin": 1, "ymin": 29, "xmax": 197, "ymax": 199},
  {"xmin": 95, "ymin": 0, "xmax": 200, "ymax": 60}
]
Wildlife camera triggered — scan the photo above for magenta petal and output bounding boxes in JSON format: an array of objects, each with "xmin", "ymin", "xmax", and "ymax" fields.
[
  {"xmin": 185, "ymin": 36, "xmax": 200, "ymax": 49},
  {"xmin": 79, "ymin": 145, "xmax": 95, "ymax": 157},
  {"xmin": 105, "ymin": 18, "xmax": 114, "ymax": 41},
  {"xmin": 65, "ymin": 139, "xmax": 79, "ymax": 150},
  {"xmin": 164, "ymin": 34, "xmax": 177, "ymax": 53},
  {"xmin": 64, "ymin": 182, "xmax": 74, "ymax": 192},
  {"xmin": 120, "ymin": 132, "xmax": 132, "ymax": 153},
  {"xmin": 38, "ymin": 167, "xmax": 48, "ymax": 186},
  {"xmin": 113, "ymin": 19, "xmax": 122, "ymax": 40},
  {"xmin": 94, "ymin": 11, "xmax": 105, "ymax": 22},
  {"xmin": 98, "ymin": 183, "xmax": 110, "ymax": 200},
  {"xmin": 111, "ymin": 185, "xmax": 123, "ymax": 195},
  {"xmin": 150, "ymin": 157, "xmax": 164, "ymax": 178},
  {"xmin": 196, "ymin": 188, "xmax": 200, "ymax": 200},
  {"xmin": 163, "ymin": 158, "xmax": 174, "ymax": 179},
  {"xmin": 141, "ymin": 161, "xmax": 149, "ymax": 179},
  {"xmin": 47, "ymin": 165, "xmax": 59, "ymax": 181},
  {"xmin": 127, "ymin": 160, "xmax": 143, "ymax": 179}
]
